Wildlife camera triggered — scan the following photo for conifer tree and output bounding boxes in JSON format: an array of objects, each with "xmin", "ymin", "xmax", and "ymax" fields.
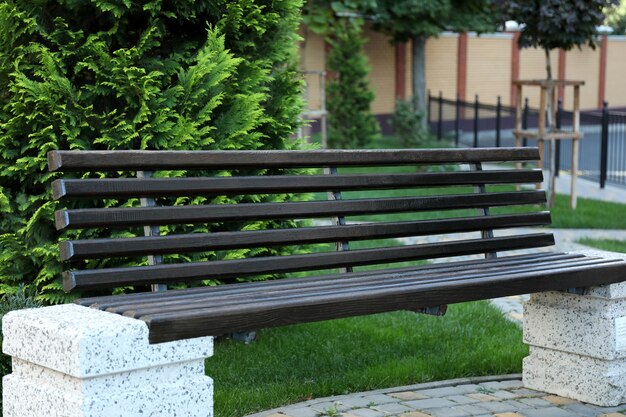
[{"xmin": 326, "ymin": 18, "xmax": 379, "ymax": 149}]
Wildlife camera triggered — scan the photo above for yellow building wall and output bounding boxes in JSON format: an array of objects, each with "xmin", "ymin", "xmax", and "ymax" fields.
[
  {"xmin": 518, "ymin": 48, "xmax": 559, "ymax": 109},
  {"xmin": 425, "ymin": 35, "xmax": 458, "ymax": 100},
  {"xmin": 299, "ymin": 27, "xmax": 325, "ymax": 111},
  {"xmin": 564, "ymin": 47, "xmax": 600, "ymax": 110},
  {"xmin": 363, "ymin": 27, "xmax": 395, "ymax": 114},
  {"xmin": 605, "ymin": 39, "xmax": 626, "ymax": 108},
  {"xmin": 466, "ymin": 35, "xmax": 512, "ymax": 105}
]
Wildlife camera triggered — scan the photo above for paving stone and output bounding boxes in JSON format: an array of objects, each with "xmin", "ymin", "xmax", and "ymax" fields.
[
  {"xmin": 543, "ymin": 395, "xmax": 578, "ymax": 406},
  {"xmin": 339, "ymin": 397, "xmax": 378, "ymax": 409},
  {"xmin": 473, "ymin": 401, "xmax": 517, "ymax": 413},
  {"xmin": 599, "ymin": 413, "xmax": 626, "ymax": 417},
  {"xmin": 310, "ymin": 401, "xmax": 351, "ymax": 413},
  {"xmin": 521, "ymin": 407, "xmax": 576, "ymax": 417},
  {"xmin": 560, "ymin": 403, "xmax": 603, "ymax": 417},
  {"xmin": 402, "ymin": 398, "xmax": 457, "ymax": 410},
  {"xmin": 348, "ymin": 408, "xmax": 385, "ymax": 417},
  {"xmin": 451, "ymin": 384, "xmax": 482, "ymax": 394},
  {"xmin": 466, "ymin": 393, "xmax": 498, "ymax": 402},
  {"xmin": 398, "ymin": 412, "xmax": 433, "ymax": 417},
  {"xmin": 508, "ymin": 388, "xmax": 545, "ymax": 397},
  {"xmin": 360, "ymin": 394, "xmax": 397, "ymax": 405},
  {"xmin": 445, "ymin": 395, "xmax": 479, "ymax": 405},
  {"xmin": 266, "ymin": 414, "xmax": 293, "ymax": 417},
  {"xmin": 388, "ymin": 391, "xmax": 429, "ymax": 401},
  {"xmin": 493, "ymin": 413, "xmax": 525, "ymax": 417},
  {"xmin": 492, "ymin": 390, "xmax": 519, "ymax": 400},
  {"xmin": 425, "ymin": 406, "xmax": 473, "ymax": 417},
  {"xmin": 478, "ymin": 381, "xmax": 506, "ymax": 390},
  {"xmin": 417, "ymin": 387, "xmax": 465, "ymax": 398},
  {"xmin": 497, "ymin": 380, "xmax": 525, "ymax": 389},
  {"xmin": 279, "ymin": 407, "xmax": 320, "ymax": 417},
  {"xmin": 372, "ymin": 402, "xmax": 413, "ymax": 414},
  {"xmin": 502, "ymin": 400, "xmax": 532, "ymax": 410},
  {"xmin": 517, "ymin": 397, "xmax": 552, "ymax": 407}
]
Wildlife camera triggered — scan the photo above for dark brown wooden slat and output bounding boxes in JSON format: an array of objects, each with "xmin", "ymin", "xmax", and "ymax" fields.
[
  {"xmin": 55, "ymin": 191, "xmax": 547, "ymax": 230},
  {"xmin": 143, "ymin": 260, "xmax": 626, "ymax": 343},
  {"xmin": 106, "ymin": 253, "xmax": 578, "ymax": 313},
  {"xmin": 76, "ymin": 252, "xmax": 577, "ymax": 308},
  {"xmin": 120, "ymin": 257, "xmax": 607, "ymax": 318},
  {"xmin": 52, "ymin": 170, "xmax": 544, "ymax": 199},
  {"xmin": 63, "ymin": 233, "xmax": 555, "ymax": 291},
  {"xmin": 47, "ymin": 148, "xmax": 540, "ymax": 172},
  {"xmin": 60, "ymin": 212, "xmax": 552, "ymax": 261}
]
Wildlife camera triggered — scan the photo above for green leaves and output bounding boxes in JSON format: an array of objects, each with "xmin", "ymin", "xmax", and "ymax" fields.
[
  {"xmin": 501, "ymin": 0, "xmax": 620, "ymax": 51},
  {"xmin": 362, "ymin": 0, "xmax": 498, "ymax": 42},
  {"xmin": 0, "ymin": 1, "xmax": 304, "ymax": 302}
]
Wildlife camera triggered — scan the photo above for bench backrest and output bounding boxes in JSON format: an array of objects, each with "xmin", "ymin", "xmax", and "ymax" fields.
[{"xmin": 48, "ymin": 147, "xmax": 554, "ymax": 293}]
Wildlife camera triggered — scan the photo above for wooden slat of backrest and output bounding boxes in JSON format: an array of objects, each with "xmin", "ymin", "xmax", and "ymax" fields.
[
  {"xmin": 51, "ymin": 170, "xmax": 544, "ymax": 199},
  {"xmin": 60, "ymin": 212, "xmax": 552, "ymax": 261},
  {"xmin": 55, "ymin": 191, "xmax": 547, "ymax": 230},
  {"xmin": 48, "ymin": 148, "xmax": 540, "ymax": 171},
  {"xmin": 63, "ymin": 233, "xmax": 555, "ymax": 291}
]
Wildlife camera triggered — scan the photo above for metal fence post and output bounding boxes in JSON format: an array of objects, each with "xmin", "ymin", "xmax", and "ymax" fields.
[
  {"xmin": 427, "ymin": 90, "xmax": 432, "ymax": 126},
  {"xmin": 555, "ymin": 99, "xmax": 562, "ymax": 177},
  {"xmin": 522, "ymin": 97, "xmax": 529, "ymax": 148},
  {"xmin": 496, "ymin": 95, "xmax": 502, "ymax": 147},
  {"xmin": 437, "ymin": 91, "xmax": 443, "ymax": 140},
  {"xmin": 473, "ymin": 94, "xmax": 479, "ymax": 148},
  {"xmin": 455, "ymin": 93, "xmax": 460, "ymax": 146},
  {"xmin": 600, "ymin": 101, "xmax": 609, "ymax": 189}
]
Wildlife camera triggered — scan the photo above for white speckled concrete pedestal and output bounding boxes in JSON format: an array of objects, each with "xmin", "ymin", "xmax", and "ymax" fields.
[
  {"xmin": 523, "ymin": 249, "xmax": 626, "ymax": 406},
  {"xmin": 2, "ymin": 304, "xmax": 214, "ymax": 417}
]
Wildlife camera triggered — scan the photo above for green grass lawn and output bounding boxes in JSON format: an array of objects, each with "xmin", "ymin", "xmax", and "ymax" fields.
[
  {"xmin": 208, "ymin": 302, "xmax": 526, "ymax": 417},
  {"xmin": 577, "ymin": 238, "xmax": 626, "ymax": 253}
]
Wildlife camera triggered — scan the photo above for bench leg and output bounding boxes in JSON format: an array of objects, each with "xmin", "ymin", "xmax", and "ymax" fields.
[
  {"xmin": 2, "ymin": 304, "xmax": 214, "ymax": 417},
  {"xmin": 523, "ymin": 250, "xmax": 626, "ymax": 406}
]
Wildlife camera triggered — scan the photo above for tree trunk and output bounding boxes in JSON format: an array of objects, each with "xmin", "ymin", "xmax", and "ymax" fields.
[{"xmin": 411, "ymin": 34, "xmax": 427, "ymax": 128}]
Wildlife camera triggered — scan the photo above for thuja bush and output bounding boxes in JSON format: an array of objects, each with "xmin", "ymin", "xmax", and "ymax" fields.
[
  {"xmin": 326, "ymin": 18, "xmax": 379, "ymax": 149},
  {"xmin": 0, "ymin": 1, "xmax": 303, "ymax": 303}
]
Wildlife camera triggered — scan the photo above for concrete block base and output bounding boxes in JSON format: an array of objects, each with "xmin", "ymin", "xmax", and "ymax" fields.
[
  {"xmin": 524, "ymin": 346, "xmax": 626, "ymax": 406},
  {"xmin": 2, "ymin": 304, "xmax": 214, "ymax": 417}
]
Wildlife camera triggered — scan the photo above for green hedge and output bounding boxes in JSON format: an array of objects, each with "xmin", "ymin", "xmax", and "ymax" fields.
[{"xmin": 0, "ymin": 1, "xmax": 304, "ymax": 303}]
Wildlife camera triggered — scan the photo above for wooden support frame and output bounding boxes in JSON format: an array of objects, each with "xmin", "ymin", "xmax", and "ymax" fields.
[{"xmin": 512, "ymin": 79, "xmax": 585, "ymax": 209}]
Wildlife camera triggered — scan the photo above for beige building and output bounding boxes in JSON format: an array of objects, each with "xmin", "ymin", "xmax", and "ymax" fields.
[{"xmin": 300, "ymin": 26, "xmax": 626, "ymax": 118}]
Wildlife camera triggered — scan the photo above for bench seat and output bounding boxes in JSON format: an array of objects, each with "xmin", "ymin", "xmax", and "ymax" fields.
[
  {"xmin": 75, "ymin": 252, "xmax": 626, "ymax": 343},
  {"xmin": 47, "ymin": 148, "xmax": 626, "ymax": 344}
]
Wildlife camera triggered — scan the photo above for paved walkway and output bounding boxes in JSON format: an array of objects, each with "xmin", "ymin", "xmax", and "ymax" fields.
[
  {"xmin": 243, "ymin": 174, "xmax": 626, "ymax": 417},
  {"xmin": 246, "ymin": 375, "xmax": 626, "ymax": 417}
]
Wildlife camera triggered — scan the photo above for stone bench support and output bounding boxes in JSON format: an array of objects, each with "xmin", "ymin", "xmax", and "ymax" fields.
[
  {"xmin": 2, "ymin": 304, "xmax": 214, "ymax": 417},
  {"xmin": 523, "ymin": 249, "xmax": 626, "ymax": 406}
]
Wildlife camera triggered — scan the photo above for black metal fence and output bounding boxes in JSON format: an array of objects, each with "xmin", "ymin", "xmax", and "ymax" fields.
[{"xmin": 428, "ymin": 92, "xmax": 626, "ymax": 188}]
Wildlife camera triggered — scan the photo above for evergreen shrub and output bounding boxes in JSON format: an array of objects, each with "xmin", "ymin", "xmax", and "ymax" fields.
[
  {"xmin": 392, "ymin": 97, "xmax": 427, "ymax": 148},
  {"xmin": 0, "ymin": 1, "xmax": 303, "ymax": 303},
  {"xmin": 326, "ymin": 18, "xmax": 379, "ymax": 149}
]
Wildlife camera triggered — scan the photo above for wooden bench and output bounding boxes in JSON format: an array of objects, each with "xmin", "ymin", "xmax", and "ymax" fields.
[{"xmin": 47, "ymin": 147, "xmax": 626, "ymax": 344}]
